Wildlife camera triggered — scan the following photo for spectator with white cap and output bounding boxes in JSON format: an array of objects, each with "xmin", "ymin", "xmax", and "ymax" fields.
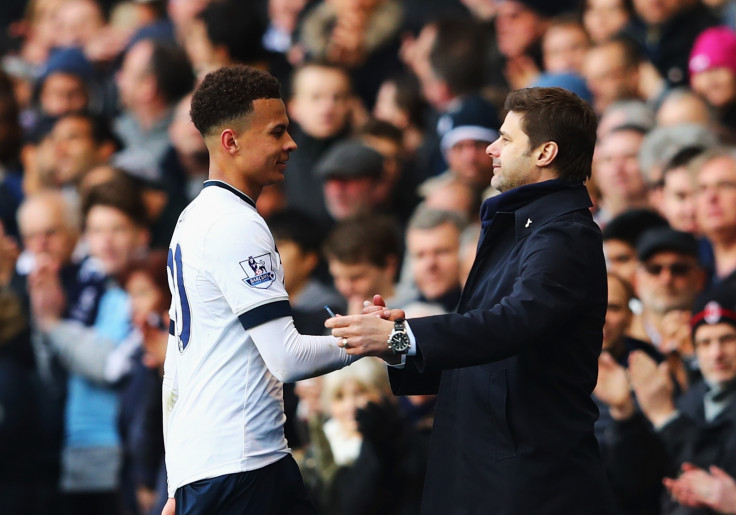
[{"xmin": 421, "ymin": 96, "xmax": 499, "ymax": 200}]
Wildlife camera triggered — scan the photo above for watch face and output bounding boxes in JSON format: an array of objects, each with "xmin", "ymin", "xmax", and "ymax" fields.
[{"xmin": 390, "ymin": 332, "xmax": 410, "ymax": 352}]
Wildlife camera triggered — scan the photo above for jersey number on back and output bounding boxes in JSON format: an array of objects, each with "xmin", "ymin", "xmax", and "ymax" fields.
[{"xmin": 167, "ymin": 244, "xmax": 191, "ymax": 352}]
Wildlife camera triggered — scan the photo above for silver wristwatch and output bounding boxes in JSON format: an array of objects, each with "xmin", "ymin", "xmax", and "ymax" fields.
[{"xmin": 387, "ymin": 318, "xmax": 410, "ymax": 354}]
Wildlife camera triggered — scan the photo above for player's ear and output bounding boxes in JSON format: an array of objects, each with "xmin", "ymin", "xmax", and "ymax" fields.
[{"xmin": 220, "ymin": 128, "xmax": 240, "ymax": 154}]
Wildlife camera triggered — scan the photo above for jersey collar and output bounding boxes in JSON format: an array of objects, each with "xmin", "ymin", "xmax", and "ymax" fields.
[{"xmin": 203, "ymin": 180, "xmax": 257, "ymax": 209}]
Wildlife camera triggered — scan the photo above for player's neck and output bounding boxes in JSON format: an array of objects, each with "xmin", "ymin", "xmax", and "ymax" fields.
[{"xmin": 208, "ymin": 167, "xmax": 261, "ymax": 202}]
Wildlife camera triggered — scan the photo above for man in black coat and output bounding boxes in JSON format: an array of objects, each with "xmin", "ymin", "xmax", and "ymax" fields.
[{"xmin": 327, "ymin": 87, "xmax": 616, "ymax": 514}]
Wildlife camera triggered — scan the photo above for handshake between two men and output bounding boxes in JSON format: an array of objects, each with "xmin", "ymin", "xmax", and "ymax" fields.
[{"xmin": 325, "ymin": 294, "xmax": 407, "ymax": 364}]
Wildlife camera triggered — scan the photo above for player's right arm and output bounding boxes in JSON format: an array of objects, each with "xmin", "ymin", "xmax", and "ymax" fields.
[
  {"xmin": 205, "ymin": 214, "xmax": 358, "ymax": 382},
  {"xmin": 246, "ymin": 316, "xmax": 357, "ymax": 383}
]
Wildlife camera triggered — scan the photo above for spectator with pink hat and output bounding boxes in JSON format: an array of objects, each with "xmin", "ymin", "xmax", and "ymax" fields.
[{"xmin": 689, "ymin": 26, "xmax": 736, "ymax": 133}]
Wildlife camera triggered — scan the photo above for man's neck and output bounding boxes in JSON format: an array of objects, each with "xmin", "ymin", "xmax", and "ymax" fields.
[{"xmin": 208, "ymin": 159, "xmax": 261, "ymax": 202}]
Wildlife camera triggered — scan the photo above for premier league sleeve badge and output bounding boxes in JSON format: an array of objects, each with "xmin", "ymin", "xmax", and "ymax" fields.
[{"xmin": 240, "ymin": 254, "xmax": 277, "ymax": 289}]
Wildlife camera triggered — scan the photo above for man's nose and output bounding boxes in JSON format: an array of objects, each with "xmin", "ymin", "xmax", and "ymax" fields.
[{"xmin": 486, "ymin": 141, "xmax": 497, "ymax": 157}]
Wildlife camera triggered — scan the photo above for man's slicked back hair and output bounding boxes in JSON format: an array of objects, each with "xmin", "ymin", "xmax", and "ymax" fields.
[
  {"xmin": 190, "ymin": 65, "xmax": 281, "ymax": 137},
  {"xmin": 505, "ymin": 87, "xmax": 598, "ymax": 182}
]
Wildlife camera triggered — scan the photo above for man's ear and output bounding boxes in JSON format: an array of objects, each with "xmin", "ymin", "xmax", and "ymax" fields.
[
  {"xmin": 220, "ymin": 128, "xmax": 239, "ymax": 154},
  {"xmin": 535, "ymin": 141, "xmax": 558, "ymax": 168}
]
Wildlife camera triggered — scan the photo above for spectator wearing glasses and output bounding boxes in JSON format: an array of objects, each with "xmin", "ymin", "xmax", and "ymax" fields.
[{"xmin": 630, "ymin": 228, "xmax": 706, "ymax": 380}]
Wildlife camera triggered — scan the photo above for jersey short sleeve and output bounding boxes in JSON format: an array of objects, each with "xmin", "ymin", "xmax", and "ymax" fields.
[{"xmin": 202, "ymin": 213, "xmax": 291, "ymax": 329}]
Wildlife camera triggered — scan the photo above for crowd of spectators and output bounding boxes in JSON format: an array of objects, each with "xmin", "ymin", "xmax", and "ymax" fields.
[{"xmin": 1, "ymin": 0, "xmax": 736, "ymax": 514}]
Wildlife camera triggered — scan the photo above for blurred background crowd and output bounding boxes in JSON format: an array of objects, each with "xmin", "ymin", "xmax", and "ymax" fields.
[{"xmin": 1, "ymin": 0, "xmax": 736, "ymax": 514}]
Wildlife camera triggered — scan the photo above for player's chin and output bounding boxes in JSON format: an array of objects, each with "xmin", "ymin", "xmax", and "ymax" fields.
[
  {"xmin": 268, "ymin": 174, "xmax": 286, "ymax": 186},
  {"xmin": 270, "ymin": 165, "xmax": 287, "ymax": 180}
]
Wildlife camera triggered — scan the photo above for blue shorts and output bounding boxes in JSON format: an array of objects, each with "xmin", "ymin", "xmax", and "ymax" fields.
[{"xmin": 174, "ymin": 455, "xmax": 317, "ymax": 515}]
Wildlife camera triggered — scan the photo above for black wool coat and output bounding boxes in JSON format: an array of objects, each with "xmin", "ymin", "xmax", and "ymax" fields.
[{"xmin": 390, "ymin": 180, "xmax": 616, "ymax": 515}]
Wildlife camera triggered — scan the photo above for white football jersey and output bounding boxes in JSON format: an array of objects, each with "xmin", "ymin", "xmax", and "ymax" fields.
[{"xmin": 163, "ymin": 180, "xmax": 293, "ymax": 496}]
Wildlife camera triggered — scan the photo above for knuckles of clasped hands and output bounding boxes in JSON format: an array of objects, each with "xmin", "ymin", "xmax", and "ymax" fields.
[{"xmin": 324, "ymin": 294, "xmax": 405, "ymax": 359}]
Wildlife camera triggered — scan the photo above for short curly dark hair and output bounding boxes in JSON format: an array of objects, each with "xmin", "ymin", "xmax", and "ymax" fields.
[{"xmin": 190, "ymin": 65, "xmax": 281, "ymax": 137}]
